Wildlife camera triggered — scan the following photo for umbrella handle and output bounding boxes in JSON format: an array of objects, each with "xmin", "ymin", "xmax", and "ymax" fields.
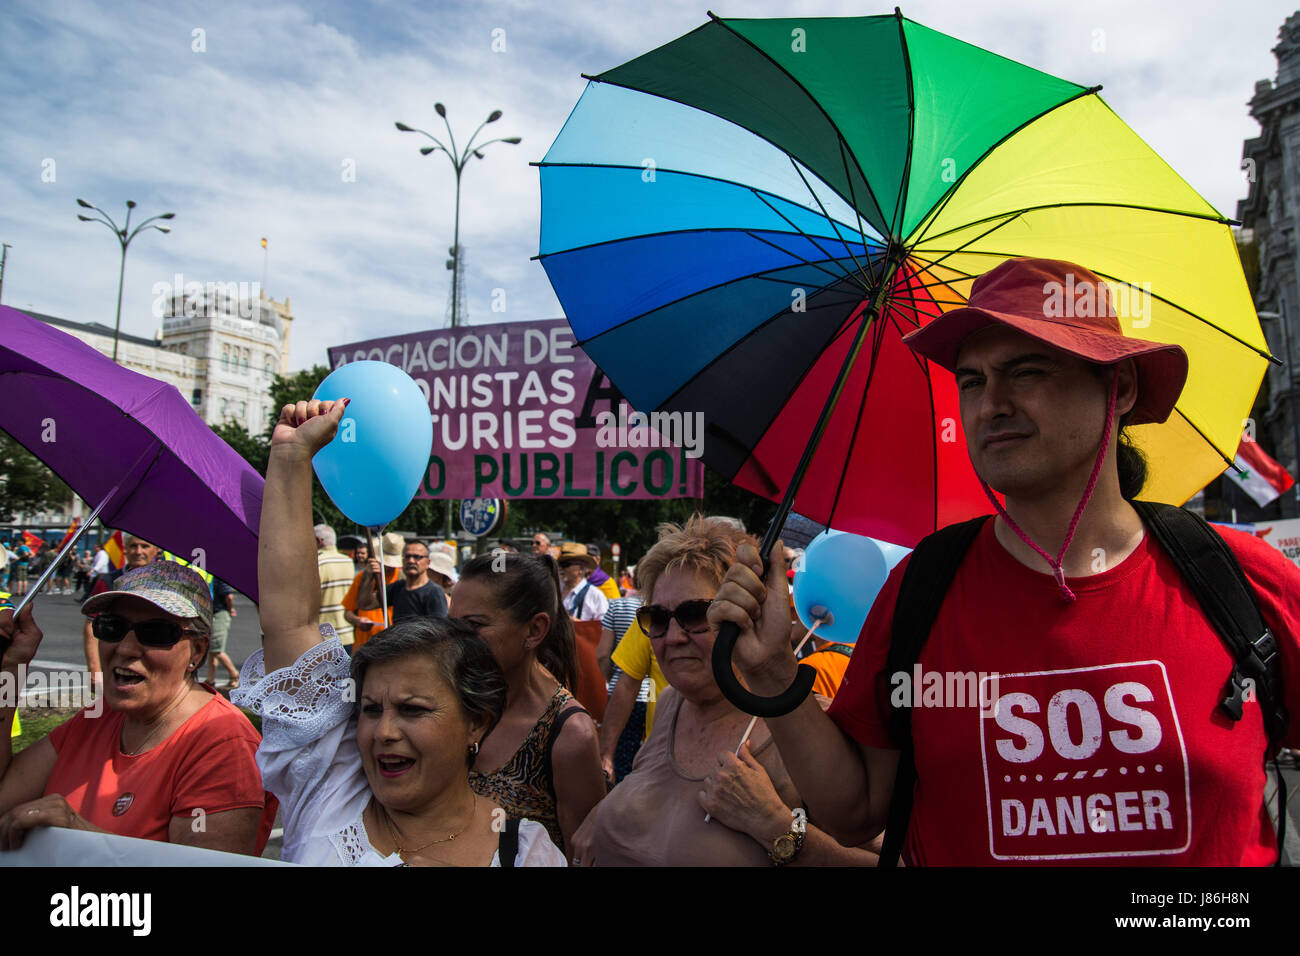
[{"xmin": 711, "ymin": 620, "xmax": 816, "ymax": 718}]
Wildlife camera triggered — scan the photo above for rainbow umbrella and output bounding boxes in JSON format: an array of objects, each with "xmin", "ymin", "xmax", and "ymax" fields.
[{"xmin": 537, "ymin": 12, "xmax": 1271, "ymax": 714}]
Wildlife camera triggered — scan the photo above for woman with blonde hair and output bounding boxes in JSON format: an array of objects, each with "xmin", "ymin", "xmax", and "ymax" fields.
[{"xmin": 570, "ymin": 514, "xmax": 878, "ymax": 866}]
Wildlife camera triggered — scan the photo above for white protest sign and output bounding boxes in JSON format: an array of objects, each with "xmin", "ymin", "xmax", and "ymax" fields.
[
  {"xmin": 0, "ymin": 825, "xmax": 295, "ymax": 867},
  {"xmin": 1252, "ymin": 517, "xmax": 1300, "ymax": 570}
]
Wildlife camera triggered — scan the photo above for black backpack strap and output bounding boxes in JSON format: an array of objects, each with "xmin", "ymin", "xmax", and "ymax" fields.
[
  {"xmin": 1131, "ymin": 501, "xmax": 1287, "ymax": 744},
  {"xmin": 543, "ymin": 701, "xmax": 590, "ymax": 797},
  {"xmin": 880, "ymin": 515, "xmax": 990, "ymax": 868},
  {"xmin": 1133, "ymin": 501, "xmax": 1289, "ymax": 867},
  {"xmin": 497, "ymin": 816, "xmax": 521, "ymax": 868}
]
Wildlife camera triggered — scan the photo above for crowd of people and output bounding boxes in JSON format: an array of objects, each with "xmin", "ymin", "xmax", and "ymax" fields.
[{"xmin": 1, "ymin": 257, "xmax": 1299, "ymax": 867}]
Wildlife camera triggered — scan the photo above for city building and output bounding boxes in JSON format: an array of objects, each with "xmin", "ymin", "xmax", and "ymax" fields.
[
  {"xmin": 158, "ymin": 287, "xmax": 295, "ymax": 433},
  {"xmin": 16, "ymin": 288, "xmax": 295, "ymax": 437},
  {"xmin": 1237, "ymin": 10, "xmax": 1300, "ymax": 519}
]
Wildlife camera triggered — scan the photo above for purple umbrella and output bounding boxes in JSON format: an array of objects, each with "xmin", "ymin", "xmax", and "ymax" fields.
[{"xmin": 0, "ymin": 305, "xmax": 264, "ymax": 606}]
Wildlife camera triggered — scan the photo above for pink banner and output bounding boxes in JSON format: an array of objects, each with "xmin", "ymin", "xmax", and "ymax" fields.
[{"xmin": 328, "ymin": 319, "xmax": 704, "ymax": 500}]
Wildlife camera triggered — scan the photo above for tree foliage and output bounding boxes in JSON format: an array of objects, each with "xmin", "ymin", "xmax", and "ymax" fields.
[{"xmin": 0, "ymin": 430, "xmax": 72, "ymax": 521}]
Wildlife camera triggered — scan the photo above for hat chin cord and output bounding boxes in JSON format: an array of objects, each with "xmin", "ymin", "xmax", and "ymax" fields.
[{"xmin": 978, "ymin": 374, "xmax": 1119, "ymax": 603}]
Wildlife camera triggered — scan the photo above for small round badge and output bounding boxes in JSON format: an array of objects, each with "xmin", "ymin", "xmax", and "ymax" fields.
[{"xmin": 112, "ymin": 792, "xmax": 135, "ymax": 816}]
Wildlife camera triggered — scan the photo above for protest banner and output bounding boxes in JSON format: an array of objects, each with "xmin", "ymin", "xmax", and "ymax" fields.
[
  {"xmin": 0, "ymin": 825, "xmax": 294, "ymax": 867},
  {"xmin": 328, "ymin": 319, "xmax": 705, "ymax": 500},
  {"xmin": 1253, "ymin": 517, "xmax": 1300, "ymax": 569}
]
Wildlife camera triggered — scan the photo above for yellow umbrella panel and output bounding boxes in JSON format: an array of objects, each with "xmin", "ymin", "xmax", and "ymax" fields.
[{"xmin": 906, "ymin": 92, "xmax": 1270, "ymax": 505}]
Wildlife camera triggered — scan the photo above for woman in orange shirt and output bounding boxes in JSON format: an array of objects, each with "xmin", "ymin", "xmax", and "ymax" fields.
[{"xmin": 0, "ymin": 562, "xmax": 275, "ymax": 853}]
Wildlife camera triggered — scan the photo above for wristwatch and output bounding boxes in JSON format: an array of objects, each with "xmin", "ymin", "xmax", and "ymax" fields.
[{"xmin": 769, "ymin": 807, "xmax": 807, "ymax": 865}]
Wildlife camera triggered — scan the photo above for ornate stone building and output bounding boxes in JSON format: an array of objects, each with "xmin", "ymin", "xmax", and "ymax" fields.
[
  {"xmin": 20, "ymin": 288, "xmax": 295, "ymax": 436},
  {"xmin": 159, "ymin": 288, "xmax": 294, "ymax": 433},
  {"xmin": 1237, "ymin": 10, "xmax": 1300, "ymax": 518}
]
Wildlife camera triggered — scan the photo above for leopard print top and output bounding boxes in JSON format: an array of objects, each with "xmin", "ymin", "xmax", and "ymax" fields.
[{"xmin": 468, "ymin": 686, "xmax": 583, "ymax": 852}]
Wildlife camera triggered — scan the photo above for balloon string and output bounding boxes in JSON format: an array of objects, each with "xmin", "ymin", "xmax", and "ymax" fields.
[
  {"xmin": 705, "ymin": 617, "xmax": 822, "ymax": 824},
  {"xmin": 373, "ymin": 525, "xmax": 388, "ymax": 629},
  {"xmin": 790, "ymin": 618, "xmax": 823, "ymax": 662}
]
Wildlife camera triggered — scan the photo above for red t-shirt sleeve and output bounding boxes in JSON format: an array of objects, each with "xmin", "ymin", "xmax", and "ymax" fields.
[
  {"xmin": 46, "ymin": 708, "xmax": 82, "ymax": 753},
  {"xmin": 1217, "ymin": 527, "xmax": 1300, "ymax": 749},
  {"xmin": 169, "ymin": 709, "xmax": 269, "ymax": 817},
  {"xmin": 826, "ymin": 555, "xmax": 912, "ymax": 750}
]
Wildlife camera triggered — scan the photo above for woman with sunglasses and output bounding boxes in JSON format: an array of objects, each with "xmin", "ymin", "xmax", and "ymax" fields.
[
  {"xmin": 569, "ymin": 515, "xmax": 879, "ymax": 866},
  {"xmin": 0, "ymin": 562, "xmax": 275, "ymax": 854}
]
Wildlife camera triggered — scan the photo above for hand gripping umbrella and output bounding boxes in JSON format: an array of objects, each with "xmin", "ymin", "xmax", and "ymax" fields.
[
  {"xmin": 0, "ymin": 306, "xmax": 265, "ymax": 629},
  {"xmin": 537, "ymin": 11, "xmax": 1273, "ymax": 717}
]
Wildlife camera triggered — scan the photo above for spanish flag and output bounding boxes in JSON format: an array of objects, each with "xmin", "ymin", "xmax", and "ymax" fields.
[
  {"xmin": 103, "ymin": 531, "xmax": 125, "ymax": 569},
  {"xmin": 55, "ymin": 518, "xmax": 81, "ymax": 553},
  {"xmin": 261, "ymin": 237, "xmax": 268, "ymax": 249}
]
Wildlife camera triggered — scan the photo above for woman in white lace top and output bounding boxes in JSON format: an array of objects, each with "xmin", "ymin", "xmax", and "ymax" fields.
[{"xmin": 232, "ymin": 398, "xmax": 564, "ymax": 866}]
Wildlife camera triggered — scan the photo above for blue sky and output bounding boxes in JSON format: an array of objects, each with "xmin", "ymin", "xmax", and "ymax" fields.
[{"xmin": 1, "ymin": 0, "xmax": 1294, "ymax": 370}]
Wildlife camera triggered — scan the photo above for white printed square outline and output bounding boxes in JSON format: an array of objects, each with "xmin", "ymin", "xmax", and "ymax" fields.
[{"xmin": 978, "ymin": 660, "xmax": 1192, "ymax": 861}]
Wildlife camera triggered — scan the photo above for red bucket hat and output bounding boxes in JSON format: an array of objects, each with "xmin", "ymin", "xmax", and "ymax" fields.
[{"xmin": 901, "ymin": 258, "xmax": 1188, "ymax": 425}]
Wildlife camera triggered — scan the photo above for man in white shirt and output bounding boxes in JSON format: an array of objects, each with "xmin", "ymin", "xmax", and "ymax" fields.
[{"xmin": 557, "ymin": 542, "xmax": 609, "ymax": 622}]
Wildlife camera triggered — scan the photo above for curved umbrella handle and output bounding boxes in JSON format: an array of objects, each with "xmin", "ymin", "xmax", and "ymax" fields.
[{"xmin": 711, "ymin": 620, "xmax": 817, "ymax": 718}]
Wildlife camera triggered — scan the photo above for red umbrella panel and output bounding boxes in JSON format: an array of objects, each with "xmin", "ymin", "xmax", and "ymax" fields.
[{"xmin": 730, "ymin": 259, "xmax": 987, "ymax": 548}]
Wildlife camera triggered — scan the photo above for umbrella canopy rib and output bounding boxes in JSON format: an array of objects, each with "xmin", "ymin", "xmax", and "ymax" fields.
[
  {"xmin": 908, "ymin": 84, "xmax": 1104, "ymax": 248},
  {"xmin": 746, "ymin": 190, "xmax": 873, "ymax": 293},
  {"xmin": 889, "ymin": 8, "xmax": 917, "ymax": 241},
  {"xmin": 787, "ymin": 155, "xmax": 880, "ymax": 293},
  {"xmin": 918, "ymin": 201, "xmax": 1234, "ymax": 250},
  {"xmin": 571, "ymin": 247, "xmax": 874, "ymax": 351},
  {"xmin": 649, "ymin": 279, "xmax": 870, "ymax": 416}
]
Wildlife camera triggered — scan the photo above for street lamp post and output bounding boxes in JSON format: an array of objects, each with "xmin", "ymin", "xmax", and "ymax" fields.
[
  {"xmin": 76, "ymin": 199, "xmax": 174, "ymax": 362},
  {"xmin": 395, "ymin": 104, "xmax": 521, "ymax": 328},
  {"xmin": 396, "ymin": 105, "xmax": 521, "ymax": 539}
]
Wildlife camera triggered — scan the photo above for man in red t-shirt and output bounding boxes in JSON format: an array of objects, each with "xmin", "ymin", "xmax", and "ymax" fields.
[{"xmin": 710, "ymin": 258, "xmax": 1300, "ymax": 865}]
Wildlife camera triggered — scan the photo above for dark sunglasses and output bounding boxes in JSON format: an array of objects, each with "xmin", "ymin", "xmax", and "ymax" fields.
[
  {"xmin": 636, "ymin": 599, "xmax": 713, "ymax": 638},
  {"xmin": 92, "ymin": 614, "xmax": 194, "ymax": 647}
]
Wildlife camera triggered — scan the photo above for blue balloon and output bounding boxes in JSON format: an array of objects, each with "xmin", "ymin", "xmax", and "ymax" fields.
[
  {"xmin": 311, "ymin": 361, "xmax": 434, "ymax": 527},
  {"xmin": 792, "ymin": 530, "xmax": 910, "ymax": 644}
]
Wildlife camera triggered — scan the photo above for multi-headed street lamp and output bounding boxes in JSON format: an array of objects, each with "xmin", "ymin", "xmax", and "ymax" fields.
[
  {"xmin": 76, "ymin": 199, "xmax": 174, "ymax": 362},
  {"xmin": 395, "ymin": 103, "xmax": 521, "ymax": 328}
]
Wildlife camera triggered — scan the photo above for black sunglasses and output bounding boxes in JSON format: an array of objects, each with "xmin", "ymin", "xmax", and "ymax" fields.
[
  {"xmin": 636, "ymin": 599, "xmax": 714, "ymax": 638},
  {"xmin": 92, "ymin": 614, "xmax": 194, "ymax": 647}
]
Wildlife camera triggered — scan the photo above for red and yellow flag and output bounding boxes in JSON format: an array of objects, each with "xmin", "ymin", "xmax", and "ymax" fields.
[
  {"xmin": 20, "ymin": 531, "xmax": 41, "ymax": 551},
  {"xmin": 103, "ymin": 531, "xmax": 125, "ymax": 569},
  {"xmin": 260, "ymin": 237, "xmax": 268, "ymax": 249},
  {"xmin": 55, "ymin": 518, "xmax": 81, "ymax": 553}
]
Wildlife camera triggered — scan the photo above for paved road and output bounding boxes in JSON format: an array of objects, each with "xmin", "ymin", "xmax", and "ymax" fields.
[{"xmin": 12, "ymin": 587, "xmax": 263, "ymax": 684}]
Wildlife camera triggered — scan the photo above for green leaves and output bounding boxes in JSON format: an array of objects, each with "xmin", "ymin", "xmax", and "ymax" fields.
[{"xmin": 0, "ymin": 430, "xmax": 72, "ymax": 521}]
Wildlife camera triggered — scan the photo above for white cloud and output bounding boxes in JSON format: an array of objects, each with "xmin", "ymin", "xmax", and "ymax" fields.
[{"xmin": 1, "ymin": 0, "xmax": 1292, "ymax": 370}]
